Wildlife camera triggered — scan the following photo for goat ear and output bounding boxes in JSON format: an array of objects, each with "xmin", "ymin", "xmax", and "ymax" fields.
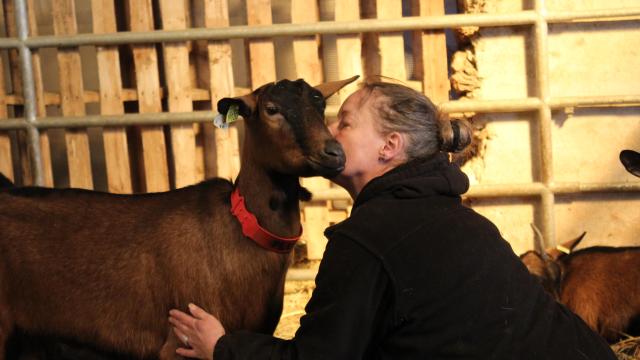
[
  {"xmin": 314, "ymin": 75, "xmax": 360, "ymax": 99},
  {"xmin": 620, "ymin": 150, "xmax": 640, "ymax": 178},
  {"xmin": 547, "ymin": 232, "xmax": 586, "ymax": 260},
  {"xmin": 217, "ymin": 94, "xmax": 256, "ymax": 119},
  {"xmin": 217, "ymin": 96, "xmax": 254, "ymax": 119},
  {"xmin": 217, "ymin": 83, "xmax": 274, "ymax": 119}
]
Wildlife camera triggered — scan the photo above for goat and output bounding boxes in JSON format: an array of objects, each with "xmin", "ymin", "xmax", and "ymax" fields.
[
  {"xmin": 520, "ymin": 230, "xmax": 640, "ymax": 342},
  {"xmin": 0, "ymin": 76, "xmax": 357, "ymax": 360}
]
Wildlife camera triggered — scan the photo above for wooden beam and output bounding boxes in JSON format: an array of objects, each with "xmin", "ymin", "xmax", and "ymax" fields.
[
  {"xmin": 246, "ymin": 0, "xmax": 276, "ymax": 87},
  {"xmin": 292, "ymin": 0, "xmax": 332, "ymax": 260},
  {"xmin": 128, "ymin": 0, "xmax": 170, "ymax": 192},
  {"xmin": 412, "ymin": 0, "xmax": 449, "ymax": 103},
  {"xmin": 376, "ymin": 0, "xmax": 406, "ymax": 80},
  {"xmin": 335, "ymin": 0, "xmax": 362, "ymax": 102},
  {"xmin": 0, "ymin": 53, "xmax": 13, "ymax": 182},
  {"xmin": 52, "ymin": 0, "xmax": 93, "ymax": 189},
  {"xmin": 159, "ymin": 0, "xmax": 200, "ymax": 188},
  {"xmin": 92, "ymin": 0, "xmax": 133, "ymax": 194},
  {"xmin": 205, "ymin": 0, "xmax": 240, "ymax": 181}
]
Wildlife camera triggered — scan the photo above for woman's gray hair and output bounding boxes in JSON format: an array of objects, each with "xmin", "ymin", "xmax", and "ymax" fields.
[{"xmin": 360, "ymin": 81, "xmax": 472, "ymax": 161}]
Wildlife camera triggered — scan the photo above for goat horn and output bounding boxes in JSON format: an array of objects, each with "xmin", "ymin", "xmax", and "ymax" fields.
[
  {"xmin": 314, "ymin": 75, "xmax": 360, "ymax": 99},
  {"xmin": 530, "ymin": 223, "xmax": 549, "ymax": 261}
]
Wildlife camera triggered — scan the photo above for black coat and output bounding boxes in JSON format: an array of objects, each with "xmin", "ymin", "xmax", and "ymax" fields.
[{"xmin": 214, "ymin": 153, "xmax": 616, "ymax": 360}]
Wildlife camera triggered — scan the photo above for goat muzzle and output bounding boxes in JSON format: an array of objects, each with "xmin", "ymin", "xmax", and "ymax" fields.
[{"xmin": 307, "ymin": 140, "xmax": 346, "ymax": 177}]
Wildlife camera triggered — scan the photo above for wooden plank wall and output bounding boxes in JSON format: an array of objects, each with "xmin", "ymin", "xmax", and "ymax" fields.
[{"xmin": 0, "ymin": 0, "xmax": 452, "ymax": 260}]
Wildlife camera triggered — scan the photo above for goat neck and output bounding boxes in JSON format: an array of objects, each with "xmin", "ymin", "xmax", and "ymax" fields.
[{"xmin": 235, "ymin": 152, "xmax": 302, "ymax": 240}]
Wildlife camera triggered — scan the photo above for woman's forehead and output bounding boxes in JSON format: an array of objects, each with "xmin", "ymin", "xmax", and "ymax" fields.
[{"xmin": 344, "ymin": 88, "xmax": 384, "ymax": 111}]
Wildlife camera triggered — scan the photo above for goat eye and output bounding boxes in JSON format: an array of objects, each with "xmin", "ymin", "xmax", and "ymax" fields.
[{"xmin": 265, "ymin": 105, "xmax": 279, "ymax": 115}]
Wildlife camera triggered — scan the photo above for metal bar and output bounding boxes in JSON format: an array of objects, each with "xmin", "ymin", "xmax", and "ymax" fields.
[
  {"xmin": 1, "ymin": 92, "xmax": 638, "ymax": 130},
  {"xmin": 533, "ymin": 0, "xmax": 556, "ymax": 246},
  {"xmin": 37, "ymin": 111, "xmax": 217, "ymax": 129},
  {"xmin": 0, "ymin": 119, "xmax": 28, "ymax": 130},
  {"xmin": 549, "ymin": 95, "xmax": 640, "ymax": 109},
  {"xmin": 0, "ymin": 7, "xmax": 638, "ymax": 49},
  {"xmin": 309, "ymin": 182, "xmax": 640, "ymax": 202},
  {"xmin": 546, "ymin": 7, "xmax": 640, "ymax": 23},
  {"xmin": 331, "ymin": 95, "xmax": 640, "ymax": 117},
  {"xmin": 552, "ymin": 182, "xmax": 640, "ymax": 194},
  {"xmin": 439, "ymin": 98, "xmax": 542, "ymax": 114},
  {"xmin": 286, "ymin": 268, "xmax": 318, "ymax": 282},
  {"xmin": 14, "ymin": 0, "xmax": 43, "ymax": 186}
]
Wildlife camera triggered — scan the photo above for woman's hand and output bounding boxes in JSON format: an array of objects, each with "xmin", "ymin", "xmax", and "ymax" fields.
[{"xmin": 169, "ymin": 303, "xmax": 226, "ymax": 360}]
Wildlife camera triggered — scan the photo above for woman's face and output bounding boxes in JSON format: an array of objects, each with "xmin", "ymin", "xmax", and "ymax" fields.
[{"xmin": 329, "ymin": 89, "xmax": 387, "ymax": 193}]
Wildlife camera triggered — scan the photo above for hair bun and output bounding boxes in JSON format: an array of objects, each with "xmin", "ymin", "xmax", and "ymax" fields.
[{"xmin": 440, "ymin": 118, "xmax": 472, "ymax": 153}]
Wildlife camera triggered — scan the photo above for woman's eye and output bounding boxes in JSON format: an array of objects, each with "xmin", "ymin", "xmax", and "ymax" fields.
[{"xmin": 265, "ymin": 106, "xmax": 279, "ymax": 115}]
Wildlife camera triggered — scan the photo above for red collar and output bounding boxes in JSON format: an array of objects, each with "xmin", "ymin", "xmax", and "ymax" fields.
[{"xmin": 230, "ymin": 187, "xmax": 301, "ymax": 253}]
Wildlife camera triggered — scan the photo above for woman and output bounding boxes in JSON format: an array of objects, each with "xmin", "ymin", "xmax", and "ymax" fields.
[{"xmin": 169, "ymin": 81, "xmax": 616, "ymax": 359}]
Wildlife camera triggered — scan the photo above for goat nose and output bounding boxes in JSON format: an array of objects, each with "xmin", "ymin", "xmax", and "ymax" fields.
[{"xmin": 324, "ymin": 140, "xmax": 345, "ymax": 159}]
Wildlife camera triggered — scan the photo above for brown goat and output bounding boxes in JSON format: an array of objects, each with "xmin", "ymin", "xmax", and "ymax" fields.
[
  {"xmin": 0, "ymin": 76, "xmax": 357, "ymax": 359},
  {"xmin": 521, "ymin": 231, "xmax": 640, "ymax": 342}
]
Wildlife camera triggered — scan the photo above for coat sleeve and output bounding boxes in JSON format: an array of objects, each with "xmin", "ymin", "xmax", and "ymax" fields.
[{"xmin": 213, "ymin": 233, "xmax": 391, "ymax": 360}]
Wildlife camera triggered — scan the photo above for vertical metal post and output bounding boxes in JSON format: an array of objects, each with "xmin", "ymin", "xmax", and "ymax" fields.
[
  {"xmin": 533, "ymin": 0, "xmax": 555, "ymax": 247},
  {"xmin": 14, "ymin": 0, "xmax": 43, "ymax": 185}
]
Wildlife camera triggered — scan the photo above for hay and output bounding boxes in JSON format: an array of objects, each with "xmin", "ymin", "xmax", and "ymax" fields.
[
  {"xmin": 273, "ymin": 280, "xmax": 315, "ymax": 339},
  {"xmin": 612, "ymin": 336, "xmax": 640, "ymax": 360}
]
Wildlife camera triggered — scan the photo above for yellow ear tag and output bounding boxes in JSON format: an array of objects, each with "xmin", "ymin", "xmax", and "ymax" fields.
[
  {"xmin": 226, "ymin": 104, "xmax": 240, "ymax": 124},
  {"xmin": 214, "ymin": 104, "xmax": 240, "ymax": 129}
]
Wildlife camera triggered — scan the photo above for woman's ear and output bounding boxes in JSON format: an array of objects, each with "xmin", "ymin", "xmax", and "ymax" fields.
[{"xmin": 379, "ymin": 132, "xmax": 405, "ymax": 162}]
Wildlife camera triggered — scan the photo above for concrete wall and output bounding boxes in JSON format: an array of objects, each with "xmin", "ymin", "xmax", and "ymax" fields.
[{"xmin": 461, "ymin": 0, "xmax": 640, "ymax": 254}]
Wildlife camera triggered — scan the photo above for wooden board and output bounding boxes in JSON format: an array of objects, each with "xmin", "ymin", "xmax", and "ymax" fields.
[
  {"xmin": 159, "ymin": 0, "xmax": 199, "ymax": 188},
  {"xmin": 205, "ymin": 0, "xmax": 240, "ymax": 181},
  {"xmin": 187, "ymin": 0, "xmax": 207, "ymax": 182},
  {"xmin": 246, "ymin": 0, "xmax": 276, "ymax": 87},
  {"xmin": 0, "ymin": 53, "xmax": 13, "ymax": 182},
  {"xmin": 335, "ymin": 0, "xmax": 362, "ymax": 102},
  {"xmin": 292, "ymin": 0, "xmax": 332, "ymax": 259},
  {"xmin": 2, "ymin": 0, "xmax": 53, "ymax": 186},
  {"xmin": 411, "ymin": 0, "xmax": 449, "ymax": 103},
  {"xmin": 128, "ymin": 0, "xmax": 170, "ymax": 192},
  {"xmin": 91, "ymin": 0, "xmax": 132, "ymax": 194},
  {"xmin": 52, "ymin": 0, "xmax": 93, "ymax": 189},
  {"xmin": 376, "ymin": 0, "xmax": 406, "ymax": 81}
]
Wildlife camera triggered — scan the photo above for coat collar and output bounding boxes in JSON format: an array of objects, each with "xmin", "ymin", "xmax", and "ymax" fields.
[{"xmin": 353, "ymin": 152, "xmax": 470, "ymax": 209}]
